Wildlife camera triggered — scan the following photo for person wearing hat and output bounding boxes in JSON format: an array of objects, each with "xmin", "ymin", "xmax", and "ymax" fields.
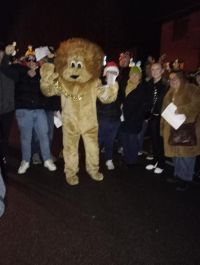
[
  {"xmin": 11, "ymin": 48, "xmax": 57, "ymax": 174},
  {"xmin": 97, "ymin": 61, "xmax": 121, "ymax": 170},
  {"xmin": 119, "ymin": 65, "xmax": 148, "ymax": 166}
]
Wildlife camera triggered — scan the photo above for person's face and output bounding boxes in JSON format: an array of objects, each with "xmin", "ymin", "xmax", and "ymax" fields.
[
  {"xmin": 119, "ymin": 53, "xmax": 130, "ymax": 67},
  {"xmin": 169, "ymin": 73, "xmax": 181, "ymax": 90},
  {"xmin": 129, "ymin": 72, "xmax": 140, "ymax": 83},
  {"xmin": 27, "ymin": 60, "xmax": 38, "ymax": 70},
  {"xmin": 195, "ymin": 74, "xmax": 200, "ymax": 86},
  {"xmin": 151, "ymin": 63, "xmax": 163, "ymax": 82}
]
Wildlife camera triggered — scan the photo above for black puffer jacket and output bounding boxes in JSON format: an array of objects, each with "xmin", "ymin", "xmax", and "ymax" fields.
[
  {"xmin": 121, "ymin": 82, "xmax": 148, "ymax": 133},
  {"xmin": 13, "ymin": 64, "xmax": 47, "ymax": 109}
]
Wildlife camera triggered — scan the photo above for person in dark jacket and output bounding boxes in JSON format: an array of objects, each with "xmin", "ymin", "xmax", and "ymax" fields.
[
  {"xmin": 13, "ymin": 55, "xmax": 57, "ymax": 174},
  {"xmin": 97, "ymin": 62, "xmax": 121, "ymax": 170},
  {"xmin": 120, "ymin": 65, "xmax": 148, "ymax": 166},
  {"xmin": 145, "ymin": 62, "xmax": 168, "ymax": 174},
  {"xmin": 31, "ymin": 54, "xmax": 61, "ymax": 164}
]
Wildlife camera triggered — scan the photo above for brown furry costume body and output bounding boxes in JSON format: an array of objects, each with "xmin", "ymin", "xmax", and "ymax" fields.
[{"xmin": 40, "ymin": 38, "xmax": 118, "ymax": 185}]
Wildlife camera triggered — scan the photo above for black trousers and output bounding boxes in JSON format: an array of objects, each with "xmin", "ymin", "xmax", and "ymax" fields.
[
  {"xmin": 149, "ymin": 116, "xmax": 165, "ymax": 168},
  {"xmin": 0, "ymin": 111, "xmax": 14, "ymax": 179}
]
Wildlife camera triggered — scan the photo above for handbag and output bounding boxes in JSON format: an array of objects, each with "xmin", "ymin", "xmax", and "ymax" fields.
[{"xmin": 168, "ymin": 121, "xmax": 197, "ymax": 146}]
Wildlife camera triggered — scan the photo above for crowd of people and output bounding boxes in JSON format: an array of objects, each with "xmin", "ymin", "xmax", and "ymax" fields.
[{"xmin": 0, "ymin": 41, "xmax": 200, "ymax": 217}]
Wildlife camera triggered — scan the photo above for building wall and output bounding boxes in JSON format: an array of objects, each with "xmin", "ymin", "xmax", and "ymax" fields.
[{"xmin": 160, "ymin": 10, "xmax": 200, "ymax": 72}]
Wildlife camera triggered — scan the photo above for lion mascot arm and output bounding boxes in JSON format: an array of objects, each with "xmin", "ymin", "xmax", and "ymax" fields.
[{"xmin": 40, "ymin": 63, "xmax": 60, "ymax": 97}]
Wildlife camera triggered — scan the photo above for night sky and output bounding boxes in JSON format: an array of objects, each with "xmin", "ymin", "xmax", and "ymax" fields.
[{"xmin": 1, "ymin": 0, "xmax": 199, "ymax": 61}]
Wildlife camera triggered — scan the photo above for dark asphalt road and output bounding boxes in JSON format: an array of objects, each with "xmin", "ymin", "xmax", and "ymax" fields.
[{"xmin": 0, "ymin": 146, "xmax": 200, "ymax": 265}]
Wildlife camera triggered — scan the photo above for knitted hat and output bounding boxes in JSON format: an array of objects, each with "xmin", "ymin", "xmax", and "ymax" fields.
[
  {"xmin": 129, "ymin": 65, "xmax": 142, "ymax": 77},
  {"xmin": 103, "ymin": 61, "xmax": 119, "ymax": 76}
]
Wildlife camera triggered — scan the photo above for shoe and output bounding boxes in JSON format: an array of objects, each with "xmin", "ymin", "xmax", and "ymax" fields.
[
  {"xmin": 138, "ymin": 151, "xmax": 143, "ymax": 156},
  {"xmin": 117, "ymin": 147, "xmax": 123, "ymax": 155},
  {"xmin": 32, "ymin": 153, "xmax": 42, "ymax": 165},
  {"xmin": 146, "ymin": 154, "xmax": 154, "ymax": 161},
  {"xmin": 105, "ymin": 160, "xmax": 115, "ymax": 170},
  {"xmin": 166, "ymin": 176, "xmax": 179, "ymax": 183},
  {"xmin": 18, "ymin": 161, "xmax": 30, "ymax": 174},
  {"xmin": 44, "ymin": 159, "xmax": 57, "ymax": 171},
  {"xmin": 176, "ymin": 181, "xmax": 189, "ymax": 192},
  {"xmin": 90, "ymin": 172, "xmax": 104, "ymax": 181},
  {"xmin": 154, "ymin": 167, "xmax": 164, "ymax": 174},
  {"xmin": 66, "ymin": 175, "xmax": 79, "ymax": 185},
  {"xmin": 145, "ymin": 162, "xmax": 158, "ymax": 171}
]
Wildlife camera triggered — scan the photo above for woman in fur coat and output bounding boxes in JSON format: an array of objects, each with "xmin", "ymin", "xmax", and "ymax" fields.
[{"xmin": 160, "ymin": 70, "xmax": 200, "ymax": 191}]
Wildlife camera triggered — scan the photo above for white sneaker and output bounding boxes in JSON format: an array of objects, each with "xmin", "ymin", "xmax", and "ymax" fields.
[
  {"xmin": 105, "ymin": 160, "xmax": 115, "ymax": 170},
  {"xmin": 117, "ymin": 147, "xmax": 123, "ymax": 155},
  {"xmin": 138, "ymin": 151, "xmax": 143, "ymax": 156},
  {"xmin": 18, "ymin": 161, "xmax": 30, "ymax": 174},
  {"xmin": 154, "ymin": 167, "xmax": 164, "ymax": 174},
  {"xmin": 145, "ymin": 162, "xmax": 158, "ymax": 171},
  {"xmin": 44, "ymin": 159, "xmax": 57, "ymax": 171},
  {"xmin": 146, "ymin": 154, "xmax": 154, "ymax": 161}
]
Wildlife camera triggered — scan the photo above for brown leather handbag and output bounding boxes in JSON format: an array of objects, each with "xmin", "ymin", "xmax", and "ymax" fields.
[{"xmin": 168, "ymin": 120, "xmax": 197, "ymax": 146}]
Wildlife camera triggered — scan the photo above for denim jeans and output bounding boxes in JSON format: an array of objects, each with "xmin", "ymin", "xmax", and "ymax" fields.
[
  {"xmin": 32, "ymin": 110, "xmax": 55, "ymax": 154},
  {"xmin": 16, "ymin": 109, "xmax": 51, "ymax": 162},
  {"xmin": 98, "ymin": 118, "xmax": 120, "ymax": 161},
  {"xmin": 0, "ymin": 170, "xmax": 5, "ymax": 217},
  {"xmin": 173, "ymin": 156, "xmax": 196, "ymax": 182}
]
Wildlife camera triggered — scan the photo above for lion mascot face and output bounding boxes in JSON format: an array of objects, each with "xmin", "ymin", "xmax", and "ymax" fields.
[{"xmin": 54, "ymin": 38, "xmax": 104, "ymax": 86}]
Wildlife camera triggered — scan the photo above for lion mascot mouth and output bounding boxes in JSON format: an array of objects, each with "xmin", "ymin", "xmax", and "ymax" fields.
[{"xmin": 70, "ymin": 74, "xmax": 79, "ymax": 80}]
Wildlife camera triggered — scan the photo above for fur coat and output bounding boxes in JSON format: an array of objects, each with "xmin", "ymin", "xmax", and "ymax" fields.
[{"xmin": 160, "ymin": 83, "xmax": 200, "ymax": 157}]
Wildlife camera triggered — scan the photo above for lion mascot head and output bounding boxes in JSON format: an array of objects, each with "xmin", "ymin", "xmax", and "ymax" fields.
[{"xmin": 54, "ymin": 38, "xmax": 104, "ymax": 87}]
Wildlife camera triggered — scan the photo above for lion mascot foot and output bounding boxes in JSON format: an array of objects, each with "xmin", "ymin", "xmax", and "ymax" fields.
[
  {"xmin": 66, "ymin": 175, "xmax": 79, "ymax": 186},
  {"xmin": 89, "ymin": 172, "xmax": 104, "ymax": 182}
]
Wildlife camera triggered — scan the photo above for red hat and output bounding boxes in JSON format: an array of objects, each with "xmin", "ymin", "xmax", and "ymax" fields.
[{"xmin": 103, "ymin": 61, "xmax": 119, "ymax": 76}]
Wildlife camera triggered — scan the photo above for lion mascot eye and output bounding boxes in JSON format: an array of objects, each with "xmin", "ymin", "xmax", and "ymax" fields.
[
  {"xmin": 71, "ymin": 61, "xmax": 76, "ymax": 68},
  {"xmin": 77, "ymin": 62, "xmax": 82, "ymax": 68}
]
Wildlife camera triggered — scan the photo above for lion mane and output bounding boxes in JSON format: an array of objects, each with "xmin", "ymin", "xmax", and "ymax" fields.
[{"xmin": 54, "ymin": 38, "xmax": 104, "ymax": 80}]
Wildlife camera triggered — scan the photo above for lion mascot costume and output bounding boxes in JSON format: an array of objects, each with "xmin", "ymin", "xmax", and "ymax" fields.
[{"xmin": 40, "ymin": 38, "xmax": 119, "ymax": 185}]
